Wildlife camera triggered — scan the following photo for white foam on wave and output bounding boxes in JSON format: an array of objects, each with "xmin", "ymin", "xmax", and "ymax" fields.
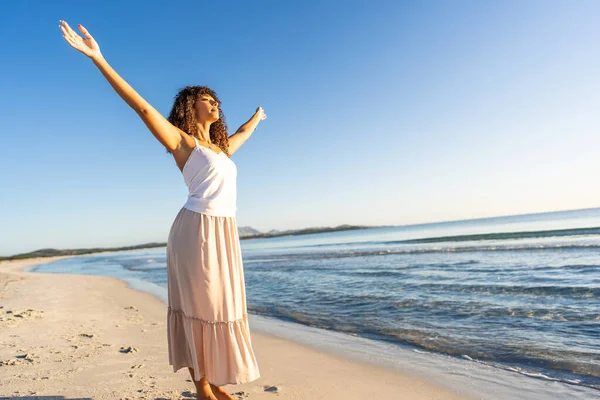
[{"xmin": 244, "ymin": 313, "xmax": 599, "ymax": 400}]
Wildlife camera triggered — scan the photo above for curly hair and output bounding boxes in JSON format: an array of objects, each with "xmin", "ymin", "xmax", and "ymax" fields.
[{"xmin": 165, "ymin": 85, "xmax": 230, "ymax": 157}]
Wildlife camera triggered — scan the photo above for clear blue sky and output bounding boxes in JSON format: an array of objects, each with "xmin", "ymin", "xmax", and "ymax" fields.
[{"xmin": 1, "ymin": 0, "xmax": 599, "ymax": 256}]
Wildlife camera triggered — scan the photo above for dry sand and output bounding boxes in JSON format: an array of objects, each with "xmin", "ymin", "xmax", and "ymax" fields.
[{"xmin": 0, "ymin": 256, "xmax": 476, "ymax": 399}]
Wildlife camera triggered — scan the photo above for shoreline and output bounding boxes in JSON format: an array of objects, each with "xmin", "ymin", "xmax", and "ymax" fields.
[{"xmin": 0, "ymin": 255, "xmax": 476, "ymax": 399}]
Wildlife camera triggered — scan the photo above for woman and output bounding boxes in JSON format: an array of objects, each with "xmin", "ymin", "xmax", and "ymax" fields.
[{"xmin": 59, "ymin": 20, "xmax": 265, "ymax": 400}]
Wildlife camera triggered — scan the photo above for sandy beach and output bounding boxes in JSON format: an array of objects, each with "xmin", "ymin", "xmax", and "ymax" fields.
[{"xmin": 0, "ymin": 255, "xmax": 476, "ymax": 399}]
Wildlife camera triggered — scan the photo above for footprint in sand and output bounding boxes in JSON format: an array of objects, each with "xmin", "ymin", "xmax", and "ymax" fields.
[
  {"xmin": 0, "ymin": 308, "xmax": 44, "ymax": 326},
  {"xmin": 119, "ymin": 346, "xmax": 139, "ymax": 354},
  {"xmin": 154, "ymin": 390, "xmax": 195, "ymax": 399},
  {"xmin": 122, "ymin": 364, "xmax": 145, "ymax": 380},
  {"xmin": 264, "ymin": 385, "xmax": 280, "ymax": 394},
  {"xmin": 0, "ymin": 352, "xmax": 37, "ymax": 366},
  {"xmin": 67, "ymin": 332, "xmax": 97, "ymax": 345},
  {"xmin": 124, "ymin": 305, "xmax": 144, "ymax": 323}
]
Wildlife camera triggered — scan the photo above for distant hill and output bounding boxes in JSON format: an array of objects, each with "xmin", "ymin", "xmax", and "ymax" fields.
[
  {"xmin": 0, "ymin": 243, "xmax": 167, "ymax": 261},
  {"xmin": 237, "ymin": 225, "xmax": 262, "ymax": 237},
  {"xmin": 239, "ymin": 224, "xmax": 371, "ymax": 239},
  {"xmin": 0, "ymin": 224, "xmax": 375, "ymax": 261}
]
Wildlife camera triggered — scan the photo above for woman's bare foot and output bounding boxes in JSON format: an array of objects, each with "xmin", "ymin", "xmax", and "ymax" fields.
[
  {"xmin": 209, "ymin": 383, "xmax": 235, "ymax": 400},
  {"xmin": 196, "ymin": 384, "xmax": 218, "ymax": 400},
  {"xmin": 197, "ymin": 393, "xmax": 218, "ymax": 400},
  {"xmin": 196, "ymin": 383, "xmax": 218, "ymax": 400},
  {"xmin": 188, "ymin": 368, "xmax": 218, "ymax": 400}
]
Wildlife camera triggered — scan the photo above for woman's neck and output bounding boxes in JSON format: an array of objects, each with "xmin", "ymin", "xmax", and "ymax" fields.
[{"xmin": 196, "ymin": 122, "xmax": 212, "ymax": 143}]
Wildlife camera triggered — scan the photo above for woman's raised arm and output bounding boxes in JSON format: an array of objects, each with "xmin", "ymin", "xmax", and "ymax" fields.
[{"xmin": 59, "ymin": 20, "xmax": 183, "ymax": 151}]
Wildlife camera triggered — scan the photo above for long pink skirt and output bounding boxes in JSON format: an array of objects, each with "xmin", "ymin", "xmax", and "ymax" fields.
[{"xmin": 166, "ymin": 207, "xmax": 260, "ymax": 385}]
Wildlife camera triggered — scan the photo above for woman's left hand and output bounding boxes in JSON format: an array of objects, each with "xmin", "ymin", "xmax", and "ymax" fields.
[{"xmin": 255, "ymin": 106, "xmax": 267, "ymax": 121}]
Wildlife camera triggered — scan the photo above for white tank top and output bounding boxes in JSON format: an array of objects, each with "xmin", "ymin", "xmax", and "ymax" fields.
[{"xmin": 181, "ymin": 136, "xmax": 238, "ymax": 217}]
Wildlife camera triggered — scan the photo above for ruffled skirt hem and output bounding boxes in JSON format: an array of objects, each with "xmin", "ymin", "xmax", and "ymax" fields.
[{"xmin": 167, "ymin": 306, "xmax": 261, "ymax": 386}]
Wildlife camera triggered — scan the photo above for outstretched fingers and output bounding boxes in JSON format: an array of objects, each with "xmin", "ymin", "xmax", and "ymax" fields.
[
  {"xmin": 78, "ymin": 24, "xmax": 92, "ymax": 39},
  {"xmin": 59, "ymin": 26, "xmax": 75, "ymax": 46},
  {"xmin": 60, "ymin": 22, "xmax": 78, "ymax": 41},
  {"xmin": 60, "ymin": 20, "xmax": 77, "ymax": 36}
]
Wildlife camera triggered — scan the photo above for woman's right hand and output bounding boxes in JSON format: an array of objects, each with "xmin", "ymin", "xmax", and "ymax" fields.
[{"xmin": 59, "ymin": 20, "xmax": 103, "ymax": 60}]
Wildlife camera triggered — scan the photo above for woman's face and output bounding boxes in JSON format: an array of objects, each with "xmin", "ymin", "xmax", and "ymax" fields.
[{"xmin": 195, "ymin": 94, "xmax": 220, "ymax": 123}]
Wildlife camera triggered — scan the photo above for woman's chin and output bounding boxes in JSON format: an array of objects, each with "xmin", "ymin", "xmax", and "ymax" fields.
[{"xmin": 199, "ymin": 115, "xmax": 219, "ymax": 123}]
